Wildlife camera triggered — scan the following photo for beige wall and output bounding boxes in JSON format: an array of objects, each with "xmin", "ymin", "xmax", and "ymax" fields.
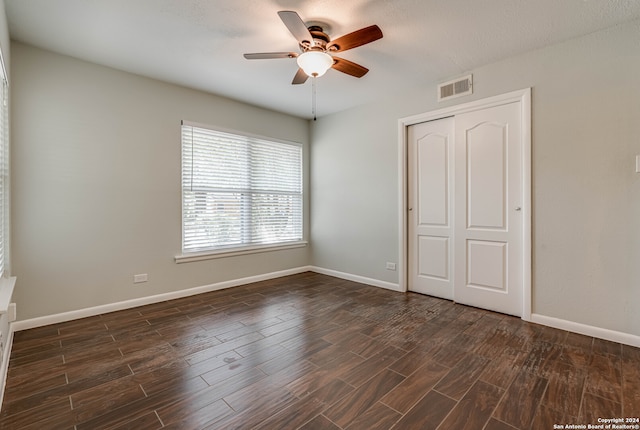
[
  {"xmin": 11, "ymin": 42, "xmax": 310, "ymax": 319},
  {"xmin": 311, "ymin": 20, "xmax": 640, "ymax": 336}
]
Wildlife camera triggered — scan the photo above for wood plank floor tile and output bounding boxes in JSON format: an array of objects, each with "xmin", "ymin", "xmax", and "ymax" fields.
[
  {"xmin": 536, "ymin": 326, "xmax": 568, "ymax": 345},
  {"xmin": 584, "ymin": 352, "xmax": 623, "ymax": 403},
  {"xmin": 484, "ymin": 418, "xmax": 519, "ymax": 430},
  {"xmin": 493, "ymin": 369, "xmax": 548, "ymax": 429},
  {"xmin": 437, "ymin": 380, "xmax": 504, "ymax": 430},
  {"xmin": 0, "ymin": 397, "xmax": 72, "ymax": 430},
  {"xmin": 3, "ymin": 363, "xmax": 132, "ymax": 418},
  {"xmin": 305, "ymin": 342, "xmax": 356, "ymax": 367},
  {"xmin": 70, "ymin": 373, "xmax": 146, "ymax": 414},
  {"xmin": 345, "ymin": 402, "xmax": 401, "ymax": 430},
  {"xmin": 6, "ymin": 356, "xmax": 65, "ymax": 390},
  {"xmin": 324, "ymin": 368, "xmax": 405, "ymax": 428},
  {"xmin": 433, "ymin": 353, "xmax": 489, "ymax": 400},
  {"xmin": 1, "ymin": 272, "xmax": 639, "ymax": 430},
  {"xmin": 183, "ymin": 331, "xmax": 265, "ymax": 365},
  {"xmin": 134, "ymin": 361, "xmax": 195, "ymax": 397},
  {"xmin": 339, "ymin": 345, "xmax": 405, "ymax": 387},
  {"xmin": 11, "ymin": 325, "xmax": 60, "ymax": 343},
  {"xmin": 280, "ymin": 335, "xmax": 335, "ymax": 360},
  {"xmin": 159, "ymin": 399, "xmax": 234, "ymax": 430},
  {"xmin": 390, "ymin": 389, "xmax": 457, "ymax": 430},
  {"xmin": 380, "ymin": 360, "xmax": 449, "ymax": 413},
  {"xmin": 431, "ymin": 342, "xmax": 469, "ymax": 368},
  {"xmin": 299, "ymin": 414, "xmax": 341, "ymax": 430},
  {"xmin": 7, "ymin": 343, "xmax": 64, "ymax": 367},
  {"xmin": 254, "ymin": 378, "xmax": 353, "ymax": 430},
  {"xmin": 387, "ymin": 343, "xmax": 438, "ymax": 376},
  {"xmin": 564, "ymin": 331, "xmax": 594, "ymax": 350},
  {"xmin": 73, "ymin": 385, "xmax": 195, "ymax": 429},
  {"xmin": 203, "ymin": 389, "xmax": 299, "ymax": 430},
  {"xmin": 3, "ymin": 371, "xmax": 67, "ymax": 402},
  {"xmin": 479, "ymin": 347, "xmax": 527, "ymax": 389},
  {"xmin": 520, "ymin": 340, "xmax": 564, "ymax": 377},
  {"xmin": 222, "ymin": 360, "xmax": 317, "ymax": 412},
  {"xmin": 622, "ymin": 353, "xmax": 640, "ymax": 416},
  {"xmin": 557, "ymin": 344, "xmax": 593, "ymax": 369},
  {"xmin": 196, "ymin": 347, "xmax": 276, "ymax": 386},
  {"xmin": 541, "ymin": 360, "xmax": 586, "ymax": 414},
  {"xmin": 592, "ymin": 338, "xmax": 622, "ymax": 357},
  {"xmin": 530, "ymin": 404, "xmax": 566, "ymax": 430},
  {"xmin": 108, "ymin": 411, "xmax": 164, "ymax": 430},
  {"xmin": 156, "ymin": 382, "xmax": 239, "ymax": 428},
  {"xmin": 580, "ymin": 392, "xmax": 622, "ymax": 423}
]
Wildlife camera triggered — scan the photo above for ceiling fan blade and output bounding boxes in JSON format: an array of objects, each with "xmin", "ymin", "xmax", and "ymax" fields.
[
  {"xmin": 278, "ymin": 11, "xmax": 313, "ymax": 45},
  {"xmin": 328, "ymin": 25, "xmax": 383, "ymax": 52},
  {"xmin": 292, "ymin": 68, "xmax": 309, "ymax": 85},
  {"xmin": 244, "ymin": 52, "xmax": 298, "ymax": 60},
  {"xmin": 331, "ymin": 57, "xmax": 369, "ymax": 78}
]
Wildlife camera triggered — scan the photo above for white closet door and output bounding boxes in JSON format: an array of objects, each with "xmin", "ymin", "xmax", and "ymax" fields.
[
  {"xmin": 454, "ymin": 102, "xmax": 523, "ymax": 316},
  {"xmin": 408, "ymin": 117, "xmax": 455, "ymax": 299}
]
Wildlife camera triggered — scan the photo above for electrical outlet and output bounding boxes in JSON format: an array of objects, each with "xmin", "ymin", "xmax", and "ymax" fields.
[
  {"xmin": 133, "ymin": 274, "xmax": 148, "ymax": 283},
  {"xmin": 386, "ymin": 262, "xmax": 397, "ymax": 271}
]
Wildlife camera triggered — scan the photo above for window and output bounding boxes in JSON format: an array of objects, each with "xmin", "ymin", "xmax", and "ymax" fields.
[{"xmin": 180, "ymin": 121, "xmax": 303, "ymax": 257}]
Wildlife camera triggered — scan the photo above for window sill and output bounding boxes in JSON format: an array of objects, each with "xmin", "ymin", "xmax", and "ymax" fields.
[{"xmin": 175, "ymin": 241, "xmax": 308, "ymax": 264}]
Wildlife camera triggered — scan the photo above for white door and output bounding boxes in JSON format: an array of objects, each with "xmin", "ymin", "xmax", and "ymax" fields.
[
  {"xmin": 408, "ymin": 117, "xmax": 455, "ymax": 299},
  {"xmin": 454, "ymin": 102, "xmax": 523, "ymax": 316},
  {"xmin": 407, "ymin": 101, "xmax": 524, "ymax": 317}
]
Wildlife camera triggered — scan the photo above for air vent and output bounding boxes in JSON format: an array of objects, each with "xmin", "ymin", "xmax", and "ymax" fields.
[{"xmin": 438, "ymin": 74, "xmax": 473, "ymax": 102}]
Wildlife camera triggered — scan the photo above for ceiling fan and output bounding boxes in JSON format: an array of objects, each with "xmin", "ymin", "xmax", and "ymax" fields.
[{"xmin": 244, "ymin": 11, "xmax": 383, "ymax": 85}]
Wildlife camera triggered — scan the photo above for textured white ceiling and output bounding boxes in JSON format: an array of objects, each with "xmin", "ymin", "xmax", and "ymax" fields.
[{"xmin": 5, "ymin": 0, "xmax": 640, "ymax": 119}]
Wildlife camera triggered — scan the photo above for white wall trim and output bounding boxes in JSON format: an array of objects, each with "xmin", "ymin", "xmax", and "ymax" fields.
[
  {"xmin": 11, "ymin": 266, "xmax": 313, "ymax": 332},
  {"xmin": 398, "ymin": 88, "xmax": 532, "ymax": 320},
  {"xmin": 175, "ymin": 241, "xmax": 308, "ymax": 264},
  {"xmin": 309, "ymin": 266, "xmax": 402, "ymax": 292},
  {"xmin": 531, "ymin": 313, "xmax": 640, "ymax": 348}
]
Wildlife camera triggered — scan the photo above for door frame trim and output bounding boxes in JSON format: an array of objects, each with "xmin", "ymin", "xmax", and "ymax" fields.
[{"xmin": 397, "ymin": 88, "xmax": 532, "ymax": 321}]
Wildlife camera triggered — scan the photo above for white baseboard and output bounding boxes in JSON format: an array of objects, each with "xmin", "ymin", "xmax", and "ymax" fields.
[
  {"xmin": 309, "ymin": 266, "xmax": 402, "ymax": 292},
  {"xmin": 530, "ymin": 313, "xmax": 640, "ymax": 348},
  {"xmin": 11, "ymin": 266, "xmax": 401, "ymax": 332},
  {"xmin": 12, "ymin": 266, "xmax": 313, "ymax": 332},
  {"xmin": 9, "ymin": 268, "xmax": 639, "ymax": 350}
]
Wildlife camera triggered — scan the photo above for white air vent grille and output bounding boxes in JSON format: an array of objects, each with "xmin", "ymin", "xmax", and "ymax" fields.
[{"xmin": 438, "ymin": 74, "xmax": 473, "ymax": 102}]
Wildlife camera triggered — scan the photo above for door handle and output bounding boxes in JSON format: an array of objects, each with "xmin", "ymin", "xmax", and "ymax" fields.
[{"xmin": 515, "ymin": 207, "xmax": 521, "ymax": 211}]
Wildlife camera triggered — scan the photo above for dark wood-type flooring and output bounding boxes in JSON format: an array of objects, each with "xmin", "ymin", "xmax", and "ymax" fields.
[{"xmin": 0, "ymin": 272, "xmax": 638, "ymax": 429}]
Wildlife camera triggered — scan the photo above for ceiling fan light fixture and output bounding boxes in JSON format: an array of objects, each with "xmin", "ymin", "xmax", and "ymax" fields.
[{"xmin": 297, "ymin": 51, "xmax": 333, "ymax": 77}]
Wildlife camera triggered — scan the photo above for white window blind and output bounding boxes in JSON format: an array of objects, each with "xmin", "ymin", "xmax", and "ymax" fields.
[{"xmin": 181, "ymin": 122, "xmax": 303, "ymax": 253}]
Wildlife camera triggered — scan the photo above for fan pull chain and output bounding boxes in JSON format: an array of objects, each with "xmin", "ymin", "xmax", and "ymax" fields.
[{"xmin": 312, "ymin": 76, "xmax": 317, "ymax": 121}]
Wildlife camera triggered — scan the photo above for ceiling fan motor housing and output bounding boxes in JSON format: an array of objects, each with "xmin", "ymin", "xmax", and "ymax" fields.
[{"xmin": 300, "ymin": 26, "xmax": 330, "ymax": 51}]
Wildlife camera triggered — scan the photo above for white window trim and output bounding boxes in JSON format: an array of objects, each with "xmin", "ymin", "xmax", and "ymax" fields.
[
  {"xmin": 175, "ymin": 240, "xmax": 308, "ymax": 264},
  {"xmin": 179, "ymin": 121, "xmax": 305, "ymax": 260}
]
